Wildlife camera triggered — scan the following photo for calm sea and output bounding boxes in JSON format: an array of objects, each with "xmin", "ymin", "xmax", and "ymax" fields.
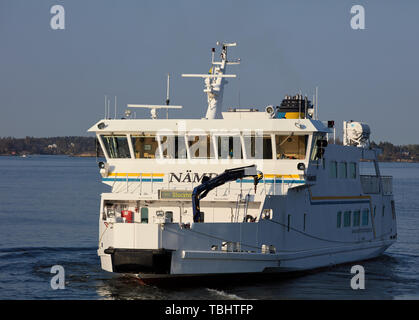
[{"xmin": 0, "ymin": 155, "xmax": 418, "ymax": 300}]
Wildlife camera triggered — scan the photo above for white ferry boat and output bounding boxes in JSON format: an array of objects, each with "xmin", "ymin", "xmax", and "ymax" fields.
[{"xmin": 89, "ymin": 42, "xmax": 397, "ymax": 284}]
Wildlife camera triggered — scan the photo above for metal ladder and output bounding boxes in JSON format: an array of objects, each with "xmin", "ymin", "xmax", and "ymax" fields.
[{"xmin": 234, "ymin": 193, "xmax": 250, "ymax": 222}]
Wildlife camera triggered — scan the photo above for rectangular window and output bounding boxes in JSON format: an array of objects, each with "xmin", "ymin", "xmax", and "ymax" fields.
[
  {"xmin": 330, "ymin": 161, "xmax": 338, "ymax": 178},
  {"xmin": 353, "ymin": 210, "xmax": 360, "ymax": 226},
  {"xmin": 188, "ymin": 135, "xmax": 214, "ymax": 159},
  {"xmin": 131, "ymin": 135, "xmax": 159, "ymax": 159},
  {"xmin": 101, "ymin": 135, "xmax": 131, "ymax": 158},
  {"xmin": 310, "ymin": 133, "xmax": 326, "ymax": 161},
  {"xmin": 349, "ymin": 162, "xmax": 357, "ymax": 179},
  {"xmin": 275, "ymin": 135, "xmax": 308, "ymax": 160},
  {"xmin": 382, "ymin": 205, "xmax": 385, "ymax": 217},
  {"xmin": 337, "ymin": 211, "xmax": 342, "ymax": 228},
  {"xmin": 343, "ymin": 211, "xmax": 351, "ymax": 227},
  {"xmin": 263, "ymin": 136, "xmax": 273, "ymax": 159},
  {"xmin": 244, "ymin": 135, "xmax": 272, "ymax": 159},
  {"xmin": 217, "ymin": 136, "xmax": 243, "ymax": 159},
  {"xmin": 339, "ymin": 162, "xmax": 347, "ymax": 179},
  {"xmin": 362, "ymin": 209, "xmax": 369, "ymax": 226},
  {"xmin": 160, "ymin": 135, "xmax": 187, "ymax": 159}
]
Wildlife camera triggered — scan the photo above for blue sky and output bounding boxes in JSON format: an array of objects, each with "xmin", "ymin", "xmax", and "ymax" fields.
[{"xmin": 0, "ymin": 0, "xmax": 418, "ymax": 144}]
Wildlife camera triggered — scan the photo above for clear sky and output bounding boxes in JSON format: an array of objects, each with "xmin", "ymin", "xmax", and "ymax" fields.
[{"xmin": 1, "ymin": 0, "xmax": 418, "ymax": 144}]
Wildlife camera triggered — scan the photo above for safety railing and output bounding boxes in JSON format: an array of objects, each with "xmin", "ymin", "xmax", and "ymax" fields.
[{"xmin": 360, "ymin": 175, "xmax": 393, "ymax": 195}]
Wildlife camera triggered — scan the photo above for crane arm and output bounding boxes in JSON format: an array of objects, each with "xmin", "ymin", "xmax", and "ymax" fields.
[{"xmin": 192, "ymin": 165, "xmax": 263, "ymax": 223}]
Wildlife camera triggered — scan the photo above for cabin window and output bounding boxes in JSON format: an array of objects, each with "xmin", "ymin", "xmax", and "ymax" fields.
[
  {"xmin": 362, "ymin": 209, "xmax": 369, "ymax": 226},
  {"xmin": 131, "ymin": 135, "xmax": 159, "ymax": 159},
  {"xmin": 160, "ymin": 135, "xmax": 187, "ymax": 159},
  {"xmin": 243, "ymin": 135, "xmax": 272, "ymax": 159},
  {"xmin": 275, "ymin": 135, "xmax": 308, "ymax": 160},
  {"xmin": 188, "ymin": 135, "xmax": 214, "ymax": 159},
  {"xmin": 337, "ymin": 211, "xmax": 342, "ymax": 228},
  {"xmin": 329, "ymin": 161, "xmax": 338, "ymax": 178},
  {"xmin": 310, "ymin": 133, "xmax": 326, "ymax": 161},
  {"xmin": 349, "ymin": 162, "xmax": 357, "ymax": 179},
  {"xmin": 262, "ymin": 136, "xmax": 273, "ymax": 159},
  {"xmin": 217, "ymin": 136, "xmax": 243, "ymax": 159},
  {"xmin": 343, "ymin": 211, "xmax": 351, "ymax": 227},
  {"xmin": 140, "ymin": 207, "xmax": 149, "ymax": 223},
  {"xmin": 353, "ymin": 210, "xmax": 360, "ymax": 227},
  {"xmin": 101, "ymin": 135, "xmax": 131, "ymax": 159},
  {"xmin": 339, "ymin": 162, "xmax": 347, "ymax": 179}
]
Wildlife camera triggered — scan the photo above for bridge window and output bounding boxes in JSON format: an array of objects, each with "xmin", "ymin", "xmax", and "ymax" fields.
[
  {"xmin": 243, "ymin": 134, "xmax": 272, "ymax": 159},
  {"xmin": 310, "ymin": 133, "xmax": 326, "ymax": 161},
  {"xmin": 131, "ymin": 135, "xmax": 159, "ymax": 159},
  {"xmin": 188, "ymin": 135, "xmax": 214, "ymax": 159},
  {"xmin": 101, "ymin": 135, "xmax": 131, "ymax": 159},
  {"xmin": 276, "ymin": 135, "xmax": 308, "ymax": 160},
  {"xmin": 217, "ymin": 136, "xmax": 243, "ymax": 159},
  {"xmin": 160, "ymin": 135, "xmax": 187, "ymax": 159}
]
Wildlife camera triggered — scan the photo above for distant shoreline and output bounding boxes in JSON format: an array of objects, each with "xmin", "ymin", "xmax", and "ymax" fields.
[
  {"xmin": 0, "ymin": 152, "xmax": 97, "ymax": 157},
  {"xmin": 1, "ymin": 136, "xmax": 418, "ymax": 162},
  {"xmin": 1, "ymin": 153, "xmax": 418, "ymax": 163}
]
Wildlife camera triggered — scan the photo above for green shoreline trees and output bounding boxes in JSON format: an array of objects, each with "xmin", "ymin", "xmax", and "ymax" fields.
[{"xmin": 0, "ymin": 137, "xmax": 417, "ymax": 161}]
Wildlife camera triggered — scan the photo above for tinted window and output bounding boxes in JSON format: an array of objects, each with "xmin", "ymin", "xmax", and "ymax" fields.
[{"xmin": 101, "ymin": 135, "xmax": 131, "ymax": 158}]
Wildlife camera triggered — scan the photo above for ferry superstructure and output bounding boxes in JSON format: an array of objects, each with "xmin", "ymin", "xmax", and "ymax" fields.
[{"xmin": 88, "ymin": 42, "xmax": 397, "ymax": 283}]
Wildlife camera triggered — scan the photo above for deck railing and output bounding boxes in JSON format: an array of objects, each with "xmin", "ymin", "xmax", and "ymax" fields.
[{"xmin": 360, "ymin": 175, "xmax": 393, "ymax": 195}]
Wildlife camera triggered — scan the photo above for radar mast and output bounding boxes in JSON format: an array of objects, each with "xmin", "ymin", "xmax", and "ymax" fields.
[{"xmin": 182, "ymin": 42, "xmax": 240, "ymax": 119}]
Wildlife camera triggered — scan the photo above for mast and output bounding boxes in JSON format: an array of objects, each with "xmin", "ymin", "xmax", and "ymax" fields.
[{"xmin": 182, "ymin": 42, "xmax": 240, "ymax": 119}]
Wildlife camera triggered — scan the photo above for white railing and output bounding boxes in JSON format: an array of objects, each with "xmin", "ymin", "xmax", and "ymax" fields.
[{"xmin": 360, "ymin": 175, "xmax": 393, "ymax": 195}]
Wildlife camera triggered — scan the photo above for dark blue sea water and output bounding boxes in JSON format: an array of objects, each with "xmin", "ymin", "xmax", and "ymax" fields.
[{"xmin": 0, "ymin": 156, "xmax": 418, "ymax": 300}]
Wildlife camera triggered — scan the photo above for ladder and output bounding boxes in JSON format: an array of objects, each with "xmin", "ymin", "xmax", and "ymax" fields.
[{"xmin": 235, "ymin": 193, "xmax": 250, "ymax": 222}]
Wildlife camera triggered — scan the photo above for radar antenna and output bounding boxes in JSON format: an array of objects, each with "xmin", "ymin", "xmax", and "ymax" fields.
[{"xmin": 182, "ymin": 42, "xmax": 240, "ymax": 119}]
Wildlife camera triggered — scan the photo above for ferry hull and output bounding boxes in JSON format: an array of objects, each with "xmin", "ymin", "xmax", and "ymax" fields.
[{"xmin": 100, "ymin": 239, "xmax": 394, "ymax": 285}]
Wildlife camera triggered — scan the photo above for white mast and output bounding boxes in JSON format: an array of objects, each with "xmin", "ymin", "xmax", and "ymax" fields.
[{"xmin": 182, "ymin": 42, "xmax": 240, "ymax": 119}]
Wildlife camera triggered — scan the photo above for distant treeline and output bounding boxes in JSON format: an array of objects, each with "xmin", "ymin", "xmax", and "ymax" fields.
[
  {"xmin": 370, "ymin": 141, "xmax": 419, "ymax": 162},
  {"xmin": 0, "ymin": 136, "xmax": 103, "ymax": 157},
  {"xmin": 0, "ymin": 136, "xmax": 418, "ymax": 161}
]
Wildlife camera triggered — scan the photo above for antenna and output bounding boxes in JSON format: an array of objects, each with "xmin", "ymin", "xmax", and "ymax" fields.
[
  {"xmin": 315, "ymin": 86, "xmax": 319, "ymax": 120},
  {"xmin": 107, "ymin": 98, "xmax": 110, "ymax": 119},
  {"xmin": 181, "ymin": 41, "xmax": 240, "ymax": 119},
  {"xmin": 114, "ymin": 96, "xmax": 117, "ymax": 119},
  {"xmin": 104, "ymin": 95, "xmax": 107, "ymax": 119},
  {"xmin": 166, "ymin": 73, "xmax": 170, "ymax": 119}
]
